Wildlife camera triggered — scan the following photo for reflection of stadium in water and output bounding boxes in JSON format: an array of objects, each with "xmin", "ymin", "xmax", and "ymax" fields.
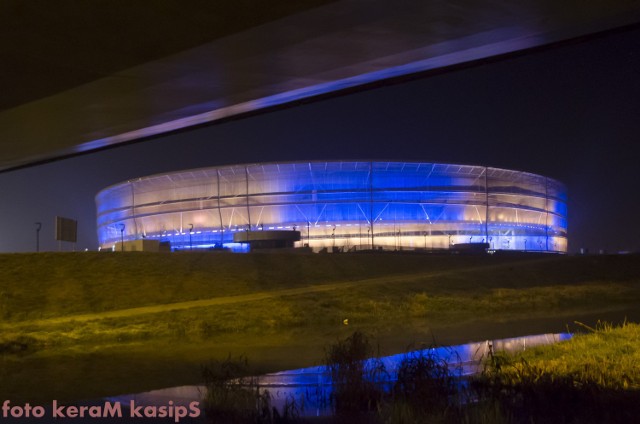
[
  {"xmin": 96, "ymin": 161, "xmax": 567, "ymax": 252},
  {"xmin": 105, "ymin": 332, "xmax": 572, "ymax": 418}
]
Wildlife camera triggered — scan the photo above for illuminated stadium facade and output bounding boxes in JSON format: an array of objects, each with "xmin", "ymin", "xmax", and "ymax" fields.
[{"xmin": 96, "ymin": 161, "xmax": 568, "ymax": 253}]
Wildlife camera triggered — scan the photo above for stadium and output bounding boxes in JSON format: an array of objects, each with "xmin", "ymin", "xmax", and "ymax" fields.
[{"xmin": 96, "ymin": 161, "xmax": 568, "ymax": 253}]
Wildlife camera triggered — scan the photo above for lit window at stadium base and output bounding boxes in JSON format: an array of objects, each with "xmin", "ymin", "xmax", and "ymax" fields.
[{"xmin": 96, "ymin": 161, "xmax": 567, "ymax": 253}]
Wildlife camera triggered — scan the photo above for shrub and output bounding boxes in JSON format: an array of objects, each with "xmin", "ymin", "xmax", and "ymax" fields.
[
  {"xmin": 324, "ymin": 331, "xmax": 386, "ymax": 420},
  {"xmin": 393, "ymin": 348, "xmax": 461, "ymax": 413},
  {"xmin": 201, "ymin": 355, "xmax": 272, "ymax": 423}
]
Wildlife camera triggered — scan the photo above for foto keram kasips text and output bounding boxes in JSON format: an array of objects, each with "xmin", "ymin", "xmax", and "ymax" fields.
[{"xmin": 2, "ymin": 400, "xmax": 200, "ymax": 422}]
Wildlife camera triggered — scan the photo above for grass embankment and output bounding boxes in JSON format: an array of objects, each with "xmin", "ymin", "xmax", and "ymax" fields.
[
  {"xmin": 466, "ymin": 321, "xmax": 640, "ymax": 423},
  {"xmin": 1, "ymin": 252, "xmax": 639, "ymax": 403},
  {"xmin": 488, "ymin": 321, "xmax": 640, "ymax": 391}
]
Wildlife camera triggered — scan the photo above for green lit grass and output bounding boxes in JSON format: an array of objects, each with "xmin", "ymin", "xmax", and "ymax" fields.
[
  {"xmin": 485, "ymin": 321, "xmax": 640, "ymax": 390},
  {"xmin": 3, "ymin": 277, "xmax": 638, "ymax": 348},
  {"xmin": 466, "ymin": 322, "xmax": 640, "ymax": 423},
  {"xmin": 1, "ymin": 252, "xmax": 639, "ymax": 404},
  {"xmin": 0, "ymin": 251, "xmax": 498, "ymax": 321}
]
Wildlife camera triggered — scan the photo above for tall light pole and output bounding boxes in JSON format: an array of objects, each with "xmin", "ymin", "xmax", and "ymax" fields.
[
  {"xmin": 117, "ymin": 223, "xmax": 125, "ymax": 252},
  {"xmin": 188, "ymin": 223, "xmax": 194, "ymax": 251},
  {"xmin": 332, "ymin": 225, "xmax": 336, "ymax": 249},
  {"xmin": 35, "ymin": 222, "xmax": 42, "ymax": 252}
]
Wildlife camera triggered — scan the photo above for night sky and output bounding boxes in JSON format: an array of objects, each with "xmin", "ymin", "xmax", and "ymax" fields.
[{"xmin": 1, "ymin": 26, "xmax": 639, "ymax": 253}]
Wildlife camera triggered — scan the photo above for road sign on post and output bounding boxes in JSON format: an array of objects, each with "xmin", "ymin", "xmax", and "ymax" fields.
[{"xmin": 55, "ymin": 216, "xmax": 77, "ymax": 251}]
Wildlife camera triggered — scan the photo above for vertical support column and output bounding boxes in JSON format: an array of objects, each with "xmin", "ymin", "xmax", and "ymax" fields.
[
  {"xmin": 369, "ymin": 161, "xmax": 375, "ymax": 250},
  {"xmin": 130, "ymin": 180, "xmax": 139, "ymax": 238},
  {"xmin": 484, "ymin": 167, "xmax": 489, "ymax": 242},
  {"xmin": 217, "ymin": 169, "xmax": 224, "ymax": 246},
  {"xmin": 545, "ymin": 177, "xmax": 550, "ymax": 252},
  {"xmin": 245, "ymin": 166, "xmax": 252, "ymax": 230}
]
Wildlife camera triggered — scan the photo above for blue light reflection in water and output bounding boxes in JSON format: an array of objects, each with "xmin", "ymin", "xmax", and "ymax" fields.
[{"xmin": 106, "ymin": 332, "xmax": 571, "ymax": 418}]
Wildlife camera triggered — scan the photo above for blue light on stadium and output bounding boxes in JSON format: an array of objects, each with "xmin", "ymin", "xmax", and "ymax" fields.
[{"xmin": 95, "ymin": 161, "xmax": 567, "ymax": 252}]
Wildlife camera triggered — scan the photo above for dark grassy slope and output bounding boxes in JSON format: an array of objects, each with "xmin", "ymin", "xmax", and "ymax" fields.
[
  {"xmin": 0, "ymin": 251, "xmax": 535, "ymax": 321},
  {"xmin": 0, "ymin": 252, "xmax": 638, "ymax": 403},
  {"xmin": 1, "ymin": 252, "xmax": 637, "ymax": 322}
]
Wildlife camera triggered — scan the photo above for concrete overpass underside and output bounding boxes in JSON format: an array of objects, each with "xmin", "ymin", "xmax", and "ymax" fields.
[{"xmin": 1, "ymin": 0, "xmax": 639, "ymax": 171}]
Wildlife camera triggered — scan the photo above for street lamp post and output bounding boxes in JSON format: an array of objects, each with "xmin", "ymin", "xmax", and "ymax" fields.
[
  {"xmin": 117, "ymin": 223, "xmax": 125, "ymax": 252},
  {"xmin": 35, "ymin": 222, "xmax": 42, "ymax": 252}
]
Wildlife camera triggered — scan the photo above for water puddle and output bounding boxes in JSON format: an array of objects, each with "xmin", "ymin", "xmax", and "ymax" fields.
[{"xmin": 106, "ymin": 332, "xmax": 570, "ymax": 418}]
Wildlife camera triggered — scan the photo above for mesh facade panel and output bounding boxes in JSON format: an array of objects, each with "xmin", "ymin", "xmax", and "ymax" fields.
[{"xmin": 96, "ymin": 161, "xmax": 568, "ymax": 252}]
